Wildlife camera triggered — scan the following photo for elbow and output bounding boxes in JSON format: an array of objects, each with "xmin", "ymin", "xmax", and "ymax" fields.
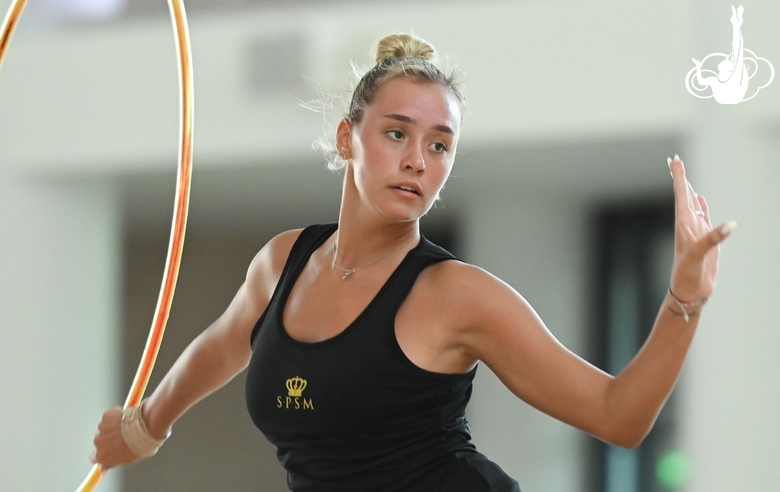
[
  {"xmin": 601, "ymin": 421, "xmax": 653, "ymax": 449},
  {"xmin": 596, "ymin": 391, "xmax": 659, "ymax": 448},
  {"xmin": 610, "ymin": 433, "xmax": 646, "ymax": 450}
]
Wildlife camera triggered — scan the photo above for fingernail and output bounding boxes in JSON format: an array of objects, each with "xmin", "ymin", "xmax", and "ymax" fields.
[
  {"xmin": 721, "ymin": 221, "xmax": 737, "ymax": 236},
  {"xmin": 674, "ymin": 154, "xmax": 680, "ymax": 161},
  {"xmin": 667, "ymin": 157, "xmax": 672, "ymax": 167}
]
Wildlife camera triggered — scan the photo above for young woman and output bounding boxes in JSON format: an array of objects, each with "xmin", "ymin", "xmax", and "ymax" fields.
[{"xmin": 91, "ymin": 33, "xmax": 733, "ymax": 491}]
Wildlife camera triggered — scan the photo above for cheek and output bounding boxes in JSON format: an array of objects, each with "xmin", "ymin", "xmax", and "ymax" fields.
[
  {"xmin": 352, "ymin": 130, "xmax": 385, "ymax": 165},
  {"xmin": 432, "ymin": 160, "xmax": 453, "ymax": 187},
  {"xmin": 350, "ymin": 132, "xmax": 365, "ymax": 160},
  {"xmin": 349, "ymin": 148, "xmax": 388, "ymax": 192}
]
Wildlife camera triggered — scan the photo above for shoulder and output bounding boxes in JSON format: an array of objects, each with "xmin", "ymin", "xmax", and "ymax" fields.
[
  {"xmin": 244, "ymin": 228, "xmax": 304, "ymax": 308},
  {"xmin": 419, "ymin": 259, "xmax": 513, "ymax": 302},
  {"xmin": 417, "ymin": 259, "xmax": 544, "ymax": 353},
  {"xmin": 417, "ymin": 259, "xmax": 525, "ymax": 325}
]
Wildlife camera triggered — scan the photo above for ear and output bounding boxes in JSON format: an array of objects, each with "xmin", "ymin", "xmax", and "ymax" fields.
[{"xmin": 336, "ymin": 118, "xmax": 353, "ymax": 158}]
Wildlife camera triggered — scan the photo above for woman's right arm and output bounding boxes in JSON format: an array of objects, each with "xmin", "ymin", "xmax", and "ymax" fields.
[{"xmin": 92, "ymin": 229, "xmax": 302, "ymax": 469}]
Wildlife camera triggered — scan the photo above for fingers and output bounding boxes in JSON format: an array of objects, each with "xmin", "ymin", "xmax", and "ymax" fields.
[
  {"xmin": 90, "ymin": 452, "xmax": 111, "ymax": 472},
  {"xmin": 669, "ymin": 155, "xmax": 695, "ymax": 217},
  {"xmin": 669, "ymin": 155, "xmax": 707, "ymax": 219},
  {"xmin": 697, "ymin": 194, "xmax": 711, "ymax": 226},
  {"xmin": 96, "ymin": 406, "xmax": 123, "ymax": 432},
  {"xmin": 91, "ymin": 406, "xmax": 133, "ymax": 469},
  {"xmin": 687, "ymin": 181, "xmax": 700, "ymax": 214},
  {"xmin": 669, "ymin": 155, "xmax": 685, "ymax": 204},
  {"xmin": 689, "ymin": 221, "xmax": 737, "ymax": 259}
]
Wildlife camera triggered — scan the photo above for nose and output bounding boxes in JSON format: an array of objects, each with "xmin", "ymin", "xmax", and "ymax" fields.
[{"xmin": 404, "ymin": 142, "xmax": 425, "ymax": 172}]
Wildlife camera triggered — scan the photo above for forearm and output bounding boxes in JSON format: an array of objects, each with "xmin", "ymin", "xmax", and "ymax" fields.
[
  {"xmin": 603, "ymin": 294, "xmax": 700, "ymax": 447},
  {"xmin": 142, "ymin": 328, "xmax": 249, "ymax": 439}
]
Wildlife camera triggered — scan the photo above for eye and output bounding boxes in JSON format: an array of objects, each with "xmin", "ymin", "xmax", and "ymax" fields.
[
  {"xmin": 386, "ymin": 130, "xmax": 404, "ymax": 141},
  {"xmin": 429, "ymin": 142, "xmax": 449, "ymax": 153}
]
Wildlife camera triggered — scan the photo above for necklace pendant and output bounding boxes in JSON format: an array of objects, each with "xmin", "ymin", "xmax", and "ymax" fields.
[{"xmin": 341, "ymin": 269, "xmax": 356, "ymax": 280}]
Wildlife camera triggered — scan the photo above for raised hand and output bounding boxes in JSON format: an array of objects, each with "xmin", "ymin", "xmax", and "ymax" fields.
[{"xmin": 667, "ymin": 155, "xmax": 735, "ymax": 305}]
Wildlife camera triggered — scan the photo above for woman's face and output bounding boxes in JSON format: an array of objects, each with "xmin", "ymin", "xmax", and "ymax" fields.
[{"xmin": 339, "ymin": 76, "xmax": 461, "ymax": 223}]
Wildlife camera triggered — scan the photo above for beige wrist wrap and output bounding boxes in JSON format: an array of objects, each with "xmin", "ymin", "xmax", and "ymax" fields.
[{"xmin": 121, "ymin": 405, "xmax": 170, "ymax": 458}]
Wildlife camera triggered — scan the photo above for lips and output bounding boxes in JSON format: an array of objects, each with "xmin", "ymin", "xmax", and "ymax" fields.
[{"xmin": 392, "ymin": 182, "xmax": 421, "ymax": 195}]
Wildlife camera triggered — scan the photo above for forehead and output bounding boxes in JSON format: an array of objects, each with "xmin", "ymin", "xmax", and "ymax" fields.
[{"xmin": 364, "ymin": 76, "xmax": 461, "ymax": 133}]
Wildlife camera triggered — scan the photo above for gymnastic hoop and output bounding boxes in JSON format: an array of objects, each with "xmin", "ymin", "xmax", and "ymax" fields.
[{"xmin": 0, "ymin": 1, "xmax": 194, "ymax": 490}]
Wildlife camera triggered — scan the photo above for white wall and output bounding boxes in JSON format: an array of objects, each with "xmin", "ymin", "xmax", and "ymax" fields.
[
  {"xmin": 0, "ymin": 0, "xmax": 709, "ymax": 173},
  {"xmin": 684, "ymin": 106, "xmax": 780, "ymax": 492},
  {"xmin": 0, "ymin": 171, "xmax": 122, "ymax": 491}
]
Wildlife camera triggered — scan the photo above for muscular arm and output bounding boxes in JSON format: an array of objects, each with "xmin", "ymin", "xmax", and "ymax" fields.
[
  {"xmin": 92, "ymin": 229, "xmax": 301, "ymax": 468},
  {"xmin": 447, "ymin": 158, "xmax": 731, "ymax": 448},
  {"xmin": 451, "ymin": 265, "xmax": 701, "ymax": 448},
  {"xmin": 141, "ymin": 272, "xmax": 268, "ymax": 439}
]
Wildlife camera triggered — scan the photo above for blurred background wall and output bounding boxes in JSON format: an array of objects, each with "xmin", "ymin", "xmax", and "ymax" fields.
[{"xmin": 1, "ymin": 0, "xmax": 778, "ymax": 491}]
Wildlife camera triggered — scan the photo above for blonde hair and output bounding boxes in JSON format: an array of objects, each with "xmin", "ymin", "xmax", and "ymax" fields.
[{"xmin": 314, "ymin": 33, "xmax": 465, "ymax": 170}]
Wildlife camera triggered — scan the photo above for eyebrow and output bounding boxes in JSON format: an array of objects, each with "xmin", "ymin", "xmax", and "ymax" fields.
[{"xmin": 383, "ymin": 114, "xmax": 455, "ymax": 136}]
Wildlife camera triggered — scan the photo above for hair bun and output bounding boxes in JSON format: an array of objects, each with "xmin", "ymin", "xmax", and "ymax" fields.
[{"xmin": 374, "ymin": 33, "xmax": 436, "ymax": 64}]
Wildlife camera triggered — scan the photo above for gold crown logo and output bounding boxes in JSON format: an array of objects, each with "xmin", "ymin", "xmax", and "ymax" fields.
[{"xmin": 286, "ymin": 376, "xmax": 307, "ymax": 397}]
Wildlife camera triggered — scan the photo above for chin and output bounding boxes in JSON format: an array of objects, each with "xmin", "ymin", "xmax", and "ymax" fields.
[
  {"xmin": 372, "ymin": 197, "xmax": 434, "ymax": 223},
  {"xmin": 380, "ymin": 208, "xmax": 424, "ymax": 224}
]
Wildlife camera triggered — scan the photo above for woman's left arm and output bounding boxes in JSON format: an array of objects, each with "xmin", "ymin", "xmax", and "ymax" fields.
[{"xmin": 454, "ymin": 156, "xmax": 734, "ymax": 448}]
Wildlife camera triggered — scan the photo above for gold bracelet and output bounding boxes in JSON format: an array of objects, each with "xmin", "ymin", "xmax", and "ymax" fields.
[{"xmin": 668, "ymin": 288, "xmax": 708, "ymax": 323}]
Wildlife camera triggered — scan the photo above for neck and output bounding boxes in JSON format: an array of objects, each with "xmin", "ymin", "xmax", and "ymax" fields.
[
  {"xmin": 332, "ymin": 213, "xmax": 420, "ymax": 269},
  {"xmin": 333, "ymin": 216, "xmax": 420, "ymax": 268},
  {"xmin": 333, "ymin": 181, "xmax": 420, "ymax": 268}
]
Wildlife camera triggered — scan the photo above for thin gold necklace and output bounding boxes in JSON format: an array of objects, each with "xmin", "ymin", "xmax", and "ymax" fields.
[{"xmin": 331, "ymin": 237, "xmax": 414, "ymax": 280}]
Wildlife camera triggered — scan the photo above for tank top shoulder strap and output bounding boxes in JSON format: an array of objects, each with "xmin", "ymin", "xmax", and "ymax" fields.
[
  {"xmin": 274, "ymin": 223, "xmax": 338, "ymax": 295},
  {"xmin": 249, "ymin": 223, "xmax": 337, "ymax": 346},
  {"xmin": 375, "ymin": 234, "xmax": 459, "ymax": 312}
]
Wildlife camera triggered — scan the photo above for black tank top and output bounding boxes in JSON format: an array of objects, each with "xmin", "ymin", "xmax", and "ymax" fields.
[{"xmin": 245, "ymin": 224, "xmax": 520, "ymax": 492}]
